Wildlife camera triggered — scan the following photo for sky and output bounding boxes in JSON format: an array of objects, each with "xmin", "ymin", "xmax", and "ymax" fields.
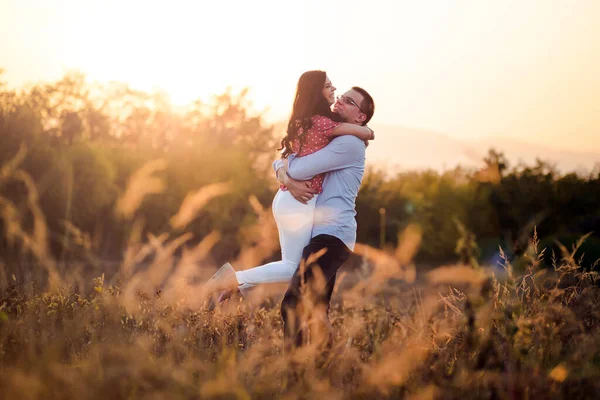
[{"xmin": 1, "ymin": 0, "xmax": 599, "ymax": 155}]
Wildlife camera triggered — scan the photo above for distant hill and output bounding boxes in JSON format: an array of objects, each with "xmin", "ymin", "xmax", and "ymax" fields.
[{"xmin": 366, "ymin": 124, "xmax": 600, "ymax": 174}]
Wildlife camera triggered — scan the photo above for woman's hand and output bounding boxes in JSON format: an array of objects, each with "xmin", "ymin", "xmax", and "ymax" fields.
[
  {"xmin": 363, "ymin": 126, "xmax": 374, "ymax": 147},
  {"xmin": 366, "ymin": 125, "xmax": 375, "ymax": 140}
]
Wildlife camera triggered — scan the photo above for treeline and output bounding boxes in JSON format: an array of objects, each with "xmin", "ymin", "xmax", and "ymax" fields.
[
  {"xmin": 357, "ymin": 154, "xmax": 600, "ymax": 270},
  {"xmin": 1, "ymin": 71, "xmax": 599, "ymax": 274}
]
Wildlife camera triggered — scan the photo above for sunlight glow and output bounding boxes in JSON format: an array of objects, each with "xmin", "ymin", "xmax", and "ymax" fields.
[{"xmin": 1, "ymin": 0, "xmax": 599, "ymax": 156}]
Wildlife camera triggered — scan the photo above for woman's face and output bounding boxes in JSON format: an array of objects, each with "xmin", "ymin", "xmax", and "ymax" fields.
[{"xmin": 322, "ymin": 75, "xmax": 336, "ymax": 105}]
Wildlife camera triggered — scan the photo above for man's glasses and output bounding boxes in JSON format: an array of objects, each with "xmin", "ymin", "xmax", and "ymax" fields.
[{"xmin": 336, "ymin": 95, "xmax": 364, "ymax": 114}]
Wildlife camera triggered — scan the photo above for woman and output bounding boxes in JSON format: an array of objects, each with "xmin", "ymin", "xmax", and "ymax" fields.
[{"xmin": 205, "ymin": 70, "xmax": 374, "ymax": 306}]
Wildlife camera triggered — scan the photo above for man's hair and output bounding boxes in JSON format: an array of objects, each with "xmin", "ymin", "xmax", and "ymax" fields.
[{"xmin": 352, "ymin": 86, "xmax": 375, "ymax": 125}]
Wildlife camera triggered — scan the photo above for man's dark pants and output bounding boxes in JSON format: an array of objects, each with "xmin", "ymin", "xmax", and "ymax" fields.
[{"xmin": 280, "ymin": 234, "xmax": 351, "ymax": 349}]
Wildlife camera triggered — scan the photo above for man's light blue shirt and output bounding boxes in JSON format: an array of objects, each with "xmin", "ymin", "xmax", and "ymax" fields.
[{"xmin": 273, "ymin": 135, "xmax": 366, "ymax": 251}]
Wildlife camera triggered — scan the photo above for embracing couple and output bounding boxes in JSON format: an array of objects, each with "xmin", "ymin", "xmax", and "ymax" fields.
[{"xmin": 206, "ymin": 70, "xmax": 375, "ymax": 350}]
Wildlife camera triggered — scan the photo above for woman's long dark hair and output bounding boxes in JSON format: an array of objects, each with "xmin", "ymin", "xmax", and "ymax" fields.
[{"xmin": 278, "ymin": 70, "xmax": 339, "ymax": 158}]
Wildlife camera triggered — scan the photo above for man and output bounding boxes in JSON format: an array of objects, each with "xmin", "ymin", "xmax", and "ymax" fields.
[{"xmin": 273, "ymin": 86, "xmax": 375, "ymax": 349}]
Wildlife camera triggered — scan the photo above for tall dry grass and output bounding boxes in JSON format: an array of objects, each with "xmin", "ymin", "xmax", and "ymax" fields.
[{"xmin": 1, "ymin": 149, "xmax": 600, "ymax": 399}]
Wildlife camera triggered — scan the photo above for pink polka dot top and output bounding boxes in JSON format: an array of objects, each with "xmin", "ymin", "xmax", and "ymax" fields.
[{"xmin": 280, "ymin": 115, "xmax": 340, "ymax": 194}]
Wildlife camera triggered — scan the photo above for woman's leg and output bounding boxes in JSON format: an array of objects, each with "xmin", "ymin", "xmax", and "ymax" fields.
[{"xmin": 235, "ymin": 189, "xmax": 316, "ymax": 292}]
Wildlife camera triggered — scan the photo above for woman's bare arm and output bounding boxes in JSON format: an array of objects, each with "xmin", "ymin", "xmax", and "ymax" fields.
[{"xmin": 330, "ymin": 123, "xmax": 374, "ymax": 141}]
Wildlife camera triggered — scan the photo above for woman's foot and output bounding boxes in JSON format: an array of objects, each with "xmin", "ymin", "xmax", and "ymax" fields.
[
  {"xmin": 217, "ymin": 288, "xmax": 235, "ymax": 304},
  {"xmin": 207, "ymin": 288, "xmax": 241, "ymax": 311},
  {"xmin": 205, "ymin": 262, "xmax": 238, "ymax": 293},
  {"xmin": 204, "ymin": 262, "xmax": 239, "ymax": 309}
]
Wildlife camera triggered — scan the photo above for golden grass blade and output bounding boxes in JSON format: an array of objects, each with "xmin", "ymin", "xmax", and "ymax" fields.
[
  {"xmin": 116, "ymin": 159, "xmax": 168, "ymax": 219},
  {"xmin": 0, "ymin": 143, "xmax": 27, "ymax": 182},
  {"xmin": 170, "ymin": 182, "xmax": 232, "ymax": 230}
]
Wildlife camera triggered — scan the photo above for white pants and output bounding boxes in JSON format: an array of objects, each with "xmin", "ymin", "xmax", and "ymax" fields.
[{"xmin": 235, "ymin": 189, "xmax": 316, "ymax": 292}]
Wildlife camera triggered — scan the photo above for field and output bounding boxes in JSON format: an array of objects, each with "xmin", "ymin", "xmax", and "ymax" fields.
[{"xmin": 2, "ymin": 228, "xmax": 599, "ymax": 399}]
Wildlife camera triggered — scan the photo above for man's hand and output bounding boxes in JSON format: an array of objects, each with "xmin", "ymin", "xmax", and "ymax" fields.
[
  {"xmin": 285, "ymin": 176, "xmax": 316, "ymax": 204},
  {"xmin": 276, "ymin": 159, "xmax": 316, "ymax": 204}
]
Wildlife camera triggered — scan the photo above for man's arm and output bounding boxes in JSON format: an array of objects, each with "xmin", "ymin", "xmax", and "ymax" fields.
[{"xmin": 287, "ymin": 136, "xmax": 365, "ymax": 180}]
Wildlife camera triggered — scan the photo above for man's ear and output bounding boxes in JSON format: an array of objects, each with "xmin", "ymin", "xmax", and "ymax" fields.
[{"xmin": 356, "ymin": 113, "xmax": 367, "ymax": 125}]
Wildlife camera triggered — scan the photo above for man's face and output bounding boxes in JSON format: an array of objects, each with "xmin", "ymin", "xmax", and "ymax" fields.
[{"xmin": 333, "ymin": 89, "xmax": 366, "ymax": 125}]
